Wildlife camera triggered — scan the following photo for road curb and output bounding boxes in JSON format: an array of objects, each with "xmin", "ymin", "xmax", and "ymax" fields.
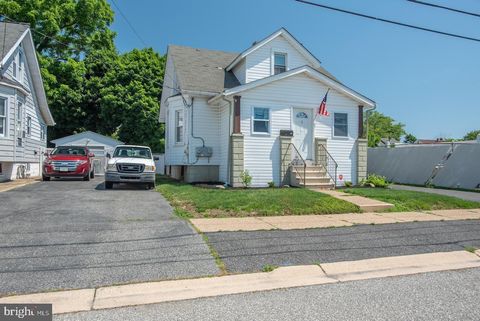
[{"xmin": 1, "ymin": 251, "xmax": 479, "ymax": 315}]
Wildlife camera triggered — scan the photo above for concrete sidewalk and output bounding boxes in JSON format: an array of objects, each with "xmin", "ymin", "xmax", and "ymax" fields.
[
  {"xmin": 318, "ymin": 189, "xmax": 394, "ymax": 211},
  {"xmin": 190, "ymin": 209, "xmax": 480, "ymax": 232},
  {"xmin": 1, "ymin": 250, "xmax": 479, "ymax": 315}
]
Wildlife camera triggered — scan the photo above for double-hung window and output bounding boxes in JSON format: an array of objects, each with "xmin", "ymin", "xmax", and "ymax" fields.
[
  {"xmin": 40, "ymin": 124, "xmax": 46, "ymax": 141},
  {"xmin": 26, "ymin": 116, "xmax": 32, "ymax": 136},
  {"xmin": 0, "ymin": 97, "xmax": 6, "ymax": 137},
  {"xmin": 175, "ymin": 110, "xmax": 184, "ymax": 144},
  {"xmin": 252, "ymin": 107, "xmax": 270, "ymax": 134},
  {"xmin": 18, "ymin": 50, "xmax": 23, "ymax": 82},
  {"xmin": 334, "ymin": 113, "xmax": 348, "ymax": 137},
  {"xmin": 16, "ymin": 101, "xmax": 23, "ymax": 146},
  {"xmin": 273, "ymin": 52, "xmax": 287, "ymax": 75}
]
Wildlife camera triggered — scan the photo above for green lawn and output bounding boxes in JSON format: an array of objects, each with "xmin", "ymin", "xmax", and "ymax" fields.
[
  {"xmin": 344, "ymin": 188, "xmax": 480, "ymax": 212},
  {"xmin": 156, "ymin": 176, "xmax": 360, "ymax": 218}
]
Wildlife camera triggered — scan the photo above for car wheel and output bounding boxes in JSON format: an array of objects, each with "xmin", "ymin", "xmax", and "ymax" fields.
[
  {"xmin": 42, "ymin": 175, "xmax": 50, "ymax": 181},
  {"xmin": 90, "ymin": 170, "xmax": 95, "ymax": 179},
  {"xmin": 105, "ymin": 182, "xmax": 113, "ymax": 189},
  {"xmin": 83, "ymin": 173, "xmax": 90, "ymax": 181}
]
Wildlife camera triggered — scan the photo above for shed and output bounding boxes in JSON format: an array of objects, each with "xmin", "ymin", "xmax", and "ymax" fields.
[{"xmin": 51, "ymin": 131, "xmax": 123, "ymax": 175}]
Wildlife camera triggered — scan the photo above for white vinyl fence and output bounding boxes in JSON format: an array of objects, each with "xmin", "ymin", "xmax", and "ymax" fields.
[{"xmin": 368, "ymin": 143, "xmax": 480, "ymax": 189}]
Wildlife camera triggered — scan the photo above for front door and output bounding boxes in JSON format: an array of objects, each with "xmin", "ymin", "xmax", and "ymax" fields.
[{"xmin": 292, "ymin": 108, "xmax": 313, "ymax": 160}]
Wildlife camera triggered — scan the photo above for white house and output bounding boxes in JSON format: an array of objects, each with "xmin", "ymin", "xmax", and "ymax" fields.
[
  {"xmin": 51, "ymin": 131, "xmax": 123, "ymax": 175},
  {"xmin": 159, "ymin": 28, "xmax": 375, "ymax": 187},
  {"xmin": 0, "ymin": 22, "xmax": 55, "ymax": 182}
]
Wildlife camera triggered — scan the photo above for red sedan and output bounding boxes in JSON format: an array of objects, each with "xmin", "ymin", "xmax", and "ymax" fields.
[{"xmin": 42, "ymin": 146, "xmax": 95, "ymax": 181}]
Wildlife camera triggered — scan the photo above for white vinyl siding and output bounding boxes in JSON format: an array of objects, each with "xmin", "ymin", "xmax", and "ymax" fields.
[
  {"xmin": 245, "ymin": 35, "xmax": 310, "ymax": 83},
  {"xmin": 187, "ymin": 97, "xmax": 221, "ymax": 166},
  {"xmin": 232, "ymin": 58, "xmax": 246, "ymax": 85},
  {"xmin": 241, "ymin": 72, "xmax": 360, "ymax": 186},
  {"xmin": 0, "ymin": 43, "xmax": 48, "ymax": 165}
]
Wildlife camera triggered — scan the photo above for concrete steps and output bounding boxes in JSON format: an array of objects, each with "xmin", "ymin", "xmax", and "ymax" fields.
[{"xmin": 290, "ymin": 165, "xmax": 334, "ymax": 189}]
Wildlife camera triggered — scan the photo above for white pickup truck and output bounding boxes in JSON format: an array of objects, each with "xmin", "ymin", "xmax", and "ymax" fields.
[{"xmin": 105, "ymin": 145, "xmax": 157, "ymax": 190}]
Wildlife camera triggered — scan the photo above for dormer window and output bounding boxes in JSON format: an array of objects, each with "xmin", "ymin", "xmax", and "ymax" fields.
[{"xmin": 273, "ymin": 52, "xmax": 287, "ymax": 75}]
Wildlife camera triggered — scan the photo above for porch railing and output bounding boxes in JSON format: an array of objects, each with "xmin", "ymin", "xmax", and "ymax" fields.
[
  {"xmin": 316, "ymin": 143, "xmax": 338, "ymax": 188},
  {"xmin": 282, "ymin": 143, "xmax": 306, "ymax": 187}
]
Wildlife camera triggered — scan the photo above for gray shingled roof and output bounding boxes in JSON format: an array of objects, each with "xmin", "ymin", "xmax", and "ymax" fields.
[
  {"xmin": 0, "ymin": 22, "xmax": 29, "ymax": 61},
  {"xmin": 168, "ymin": 45, "xmax": 240, "ymax": 93},
  {"xmin": 168, "ymin": 43, "xmax": 340, "ymax": 94}
]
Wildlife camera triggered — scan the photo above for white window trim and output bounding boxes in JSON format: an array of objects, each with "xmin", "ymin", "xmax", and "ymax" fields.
[
  {"xmin": 0, "ymin": 95, "xmax": 8, "ymax": 138},
  {"xmin": 332, "ymin": 112, "xmax": 349, "ymax": 139},
  {"xmin": 251, "ymin": 106, "xmax": 271, "ymax": 135},
  {"xmin": 271, "ymin": 49, "xmax": 288, "ymax": 76},
  {"xmin": 174, "ymin": 108, "xmax": 184, "ymax": 145}
]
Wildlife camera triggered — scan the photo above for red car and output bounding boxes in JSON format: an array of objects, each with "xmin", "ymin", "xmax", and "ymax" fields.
[{"xmin": 42, "ymin": 146, "xmax": 95, "ymax": 181}]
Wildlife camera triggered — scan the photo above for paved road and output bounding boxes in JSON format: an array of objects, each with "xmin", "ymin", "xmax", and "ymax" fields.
[
  {"xmin": 56, "ymin": 268, "xmax": 480, "ymax": 321},
  {"xmin": 207, "ymin": 220, "xmax": 480, "ymax": 273},
  {"xmin": 0, "ymin": 178, "xmax": 218, "ymax": 295},
  {"xmin": 391, "ymin": 184, "xmax": 480, "ymax": 202}
]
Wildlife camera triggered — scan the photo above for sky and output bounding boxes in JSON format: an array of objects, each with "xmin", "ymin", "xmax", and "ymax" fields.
[{"xmin": 107, "ymin": 0, "xmax": 480, "ymax": 139}]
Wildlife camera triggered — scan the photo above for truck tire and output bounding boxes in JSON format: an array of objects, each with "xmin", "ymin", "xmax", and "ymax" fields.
[
  {"xmin": 90, "ymin": 170, "xmax": 95, "ymax": 179},
  {"xmin": 105, "ymin": 182, "xmax": 113, "ymax": 189}
]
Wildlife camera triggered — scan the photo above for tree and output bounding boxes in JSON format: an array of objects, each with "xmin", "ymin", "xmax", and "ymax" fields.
[
  {"xmin": 367, "ymin": 111, "xmax": 405, "ymax": 147},
  {"xmin": 100, "ymin": 49, "xmax": 166, "ymax": 152},
  {"xmin": 2, "ymin": 1, "xmax": 167, "ymax": 151},
  {"xmin": 463, "ymin": 130, "xmax": 480, "ymax": 141},
  {"xmin": 0, "ymin": 0, "xmax": 115, "ymax": 59},
  {"xmin": 404, "ymin": 133, "xmax": 417, "ymax": 144}
]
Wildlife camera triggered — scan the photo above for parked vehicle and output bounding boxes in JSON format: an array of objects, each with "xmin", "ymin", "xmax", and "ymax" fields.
[
  {"xmin": 105, "ymin": 145, "xmax": 157, "ymax": 190},
  {"xmin": 42, "ymin": 146, "xmax": 95, "ymax": 181}
]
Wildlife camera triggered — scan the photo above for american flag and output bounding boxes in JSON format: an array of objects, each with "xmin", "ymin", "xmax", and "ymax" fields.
[{"xmin": 318, "ymin": 89, "xmax": 330, "ymax": 117}]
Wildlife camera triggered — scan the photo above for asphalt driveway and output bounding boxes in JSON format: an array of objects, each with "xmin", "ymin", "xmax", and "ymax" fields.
[{"xmin": 0, "ymin": 178, "xmax": 218, "ymax": 295}]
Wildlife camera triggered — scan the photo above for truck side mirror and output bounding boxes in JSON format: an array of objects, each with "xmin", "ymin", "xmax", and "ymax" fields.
[
  {"xmin": 88, "ymin": 152, "xmax": 95, "ymax": 157},
  {"xmin": 44, "ymin": 152, "xmax": 49, "ymax": 156},
  {"xmin": 106, "ymin": 153, "xmax": 111, "ymax": 159}
]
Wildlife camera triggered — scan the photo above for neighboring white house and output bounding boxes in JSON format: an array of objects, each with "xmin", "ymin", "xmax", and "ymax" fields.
[
  {"xmin": 0, "ymin": 22, "xmax": 55, "ymax": 182},
  {"xmin": 51, "ymin": 131, "xmax": 123, "ymax": 175},
  {"xmin": 159, "ymin": 28, "xmax": 375, "ymax": 187}
]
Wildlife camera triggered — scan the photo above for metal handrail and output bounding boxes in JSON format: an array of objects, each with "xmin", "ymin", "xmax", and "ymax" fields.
[
  {"xmin": 281, "ymin": 143, "xmax": 306, "ymax": 187},
  {"xmin": 316, "ymin": 143, "xmax": 338, "ymax": 188}
]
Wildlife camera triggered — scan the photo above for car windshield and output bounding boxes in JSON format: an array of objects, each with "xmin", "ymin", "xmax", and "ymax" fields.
[
  {"xmin": 113, "ymin": 147, "xmax": 152, "ymax": 159},
  {"xmin": 51, "ymin": 147, "xmax": 87, "ymax": 156}
]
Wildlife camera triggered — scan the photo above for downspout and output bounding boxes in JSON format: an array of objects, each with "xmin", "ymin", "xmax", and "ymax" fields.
[{"xmin": 221, "ymin": 96, "xmax": 233, "ymax": 186}]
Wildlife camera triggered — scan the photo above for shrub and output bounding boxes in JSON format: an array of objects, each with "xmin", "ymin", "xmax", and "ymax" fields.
[
  {"xmin": 240, "ymin": 170, "xmax": 252, "ymax": 188},
  {"xmin": 344, "ymin": 181, "xmax": 353, "ymax": 188},
  {"xmin": 267, "ymin": 181, "xmax": 275, "ymax": 188},
  {"xmin": 361, "ymin": 174, "xmax": 389, "ymax": 188}
]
